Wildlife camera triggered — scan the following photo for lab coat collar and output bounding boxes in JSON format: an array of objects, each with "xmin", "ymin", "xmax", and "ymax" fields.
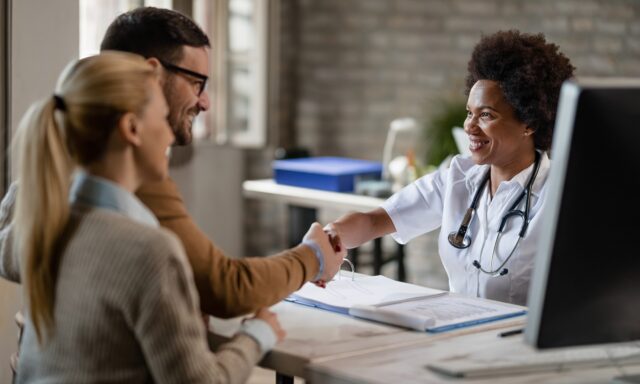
[
  {"xmin": 506, "ymin": 151, "xmax": 550, "ymax": 197},
  {"xmin": 464, "ymin": 151, "xmax": 550, "ymax": 198}
]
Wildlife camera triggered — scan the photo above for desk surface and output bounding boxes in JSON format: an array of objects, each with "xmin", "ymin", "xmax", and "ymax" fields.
[
  {"xmin": 307, "ymin": 327, "xmax": 640, "ymax": 384},
  {"xmin": 242, "ymin": 179, "xmax": 384, "ymax": 211},
  {"xmin": 211, "ymin": 299, "xmax": 640, "ymax": 383},
  {"xmin": 209, "ymin": 300, "xmax": 524, "ymax": 380},
  {"xmin": 209, "ymin": 301, "xmax": 431, "ymax": 378}
]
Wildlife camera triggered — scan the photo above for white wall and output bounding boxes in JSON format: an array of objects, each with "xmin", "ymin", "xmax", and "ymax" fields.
[
  {"xmin": 0, "ymin": 0, "xmax": 78, "ymax": 382},
  {"xmin": 10, "ymin": 0, "xmax": 79, "ymax": 137},
  {"xmin": 169, "ymin": 143, "xmax": 244, "ymax": 258}
]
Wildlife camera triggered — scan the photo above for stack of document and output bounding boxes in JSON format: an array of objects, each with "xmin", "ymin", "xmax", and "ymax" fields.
[{"xmin": 287, "ymin": 275, "xmax": 526, "ymax": 333}]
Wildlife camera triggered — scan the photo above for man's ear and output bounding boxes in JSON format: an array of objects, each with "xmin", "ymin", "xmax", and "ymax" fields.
[
  {"xmin": 146, "ymin": 57, "xmax": 166, "ymax": 85},
  {"xmin": 118, "ymin": 112, "xmax": 142, "ymax": 147},
  {"xmin": 146, "ymin": 57, "xmax": 161, "ymax": 69}
]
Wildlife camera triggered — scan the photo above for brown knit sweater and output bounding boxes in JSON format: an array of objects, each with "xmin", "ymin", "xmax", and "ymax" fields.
[{"xmin": 136, "ymin": 177, "xmax": 320, "ymax": 317}]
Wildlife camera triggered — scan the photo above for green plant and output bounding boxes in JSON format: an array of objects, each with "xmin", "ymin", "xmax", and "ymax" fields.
[{"xmin": 423, "ymin": 98, "xmax": 467, "ymax": 167}]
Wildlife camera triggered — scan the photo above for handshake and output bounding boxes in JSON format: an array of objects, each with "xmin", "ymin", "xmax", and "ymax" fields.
[{"xmin": 301, "ymin": 222, "xmax": 350, "ymax": 288}]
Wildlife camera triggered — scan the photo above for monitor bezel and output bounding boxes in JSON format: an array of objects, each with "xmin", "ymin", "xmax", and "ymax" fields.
[{"xmin": 524, "ymin": 77, "xmax": 640, "ymax": 348}]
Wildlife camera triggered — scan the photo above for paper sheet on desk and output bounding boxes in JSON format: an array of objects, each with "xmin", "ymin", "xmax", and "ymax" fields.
[
  {"xmin": 351, "ymin": 294, "xmax": 526, "ymax": 332},
  {"xmin": 287, "ymin": 275, "xmax": 443, "ymax": 314},
  {"xmin": 287, "ymin": 276, "xmax": 525, "ymax": 332}
]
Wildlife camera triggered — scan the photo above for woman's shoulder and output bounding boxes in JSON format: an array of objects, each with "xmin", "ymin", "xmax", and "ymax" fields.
[{"xmin": 73, "ymin": 207, "xmax": 186, "ymax": 265}]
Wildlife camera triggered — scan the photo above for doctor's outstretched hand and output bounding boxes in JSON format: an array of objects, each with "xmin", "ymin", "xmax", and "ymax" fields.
[
  {"xmin": 325, "ymin": 208, "xmax": 397, "ymax": 250},
  {"xmin": 302, "ymin": 222, "xmax": 346, "ymax": 286}
]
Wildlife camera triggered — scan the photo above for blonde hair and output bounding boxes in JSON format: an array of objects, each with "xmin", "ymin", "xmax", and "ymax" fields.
[{"xmin": 13, "ymin": 51, "xmax": 157, "ymax": 343}]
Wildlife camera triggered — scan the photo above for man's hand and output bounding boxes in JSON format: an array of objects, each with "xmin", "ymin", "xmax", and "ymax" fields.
[
  {"xmin": 302, "ymin": 222, "xmax": 346, "ymax": 285},
  {"xmin": 323, "ymin": 221, "xmax": 353, "ymax": 250}
]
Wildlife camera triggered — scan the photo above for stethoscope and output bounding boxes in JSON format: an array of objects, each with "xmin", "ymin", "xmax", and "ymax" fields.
[{"xmin": 447, "ymin": 151, "xmax": 541, "ymax": 276}]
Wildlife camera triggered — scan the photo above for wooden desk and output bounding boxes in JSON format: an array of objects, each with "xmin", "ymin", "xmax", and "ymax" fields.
[
  {"xmin": 208, "ymin": 300, "xmax": 524, "ymax": 382},
  {"xmin": 307, "ymin": 327, "xmax": 640, "ymax": 383},
  {"xmin": 242, "ymin": 179, "xmax": 406, "ymax": 280},
  {"xmin": 210, "ymin": 298, "xmax": 640, "ymax": 383},
  {"xmin": 209, "ymin": 301, "xmax": 431, "ymax": 379}
]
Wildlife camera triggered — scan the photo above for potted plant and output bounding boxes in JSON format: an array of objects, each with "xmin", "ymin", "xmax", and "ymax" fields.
[{"xmin": 423, "ymin": 97, "xmax": 468, "ymax": 170}]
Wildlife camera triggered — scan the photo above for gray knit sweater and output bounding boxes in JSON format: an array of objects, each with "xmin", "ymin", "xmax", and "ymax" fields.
[{"xmin": 0, "ymin": 182, "xmax": 264, "ymax": 383}]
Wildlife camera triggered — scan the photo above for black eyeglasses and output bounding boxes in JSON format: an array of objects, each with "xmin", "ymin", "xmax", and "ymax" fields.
[{"xmin": 159, "ymin": 60, "xmax": 208, "ymax": 96}]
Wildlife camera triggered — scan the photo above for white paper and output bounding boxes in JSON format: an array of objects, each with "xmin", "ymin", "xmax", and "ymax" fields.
[
  {"xmin": 289, "ymin": 276, "xmax": 524, "ymax": 332},
  {"xmin": 290, "ymin": 275, "xmax": 443, "ymax": 312},
  {"xmin": 349, "ymin": 305, "xmax": 436, "ymax": 331},
  {"xmin": 380, "ymin": 294, "xmax": 522, "ymax": 328}
]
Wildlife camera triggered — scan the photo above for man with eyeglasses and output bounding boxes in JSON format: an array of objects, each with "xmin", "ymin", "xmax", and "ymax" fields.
[
  {"xmin": 98, "ymin": 7, "xmax": 345, "ymax": 318},
  {"xmin": 5, "ymin": 7, "xmax": 345, "ymax": 377},
  {"xmin": 157, "ymin": 58, "xmax": 209, "ymax": 145}
]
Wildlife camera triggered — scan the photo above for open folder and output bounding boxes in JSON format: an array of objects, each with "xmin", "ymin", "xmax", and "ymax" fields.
[{"xmin": 286, "ymin": 275, "xmax": 526, "ymax": 333}]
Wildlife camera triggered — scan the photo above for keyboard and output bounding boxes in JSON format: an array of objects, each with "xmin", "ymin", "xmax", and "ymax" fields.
[{"xmin": 426, "ymin": 344, "xmax": 640, "ymax": 378}]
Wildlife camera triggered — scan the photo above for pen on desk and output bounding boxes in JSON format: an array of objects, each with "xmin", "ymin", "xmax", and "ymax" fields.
[{"xmin": 498, "ymin": 328, "xmax": 524, "ymax": 338}]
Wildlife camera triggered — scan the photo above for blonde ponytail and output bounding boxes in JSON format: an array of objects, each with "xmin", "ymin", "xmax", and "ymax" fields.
[
  {"xmin": 12, "ymin": 51, "xmax": 156, "ymax": 343},
  {"xmin": 14, "ymin": 97, "xmax": 73, "ymax": 343}
]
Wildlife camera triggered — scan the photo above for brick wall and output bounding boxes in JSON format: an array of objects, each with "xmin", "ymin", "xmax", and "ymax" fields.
[
  {"xmin": 293, "ymin": 0, "xmax": 640, "ymax": 160},
  {"xmin": 245, "ymin": 0, "xmax": 640, "ymax": 287}
]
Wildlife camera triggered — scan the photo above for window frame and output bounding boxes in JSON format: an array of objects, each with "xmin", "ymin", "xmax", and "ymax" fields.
[
  {"xmin": 0, "ymin": 0, "xmax": 9, "ymax": 193},
  {"xmin": 206, "ymin": 0, "xmax": 273, "ymax": 148}
]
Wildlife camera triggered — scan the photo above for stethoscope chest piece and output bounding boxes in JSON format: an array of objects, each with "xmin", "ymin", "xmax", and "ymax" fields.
[{"xmin": 448, "ymin": 231, "xmax": 471, "ymax": 249}]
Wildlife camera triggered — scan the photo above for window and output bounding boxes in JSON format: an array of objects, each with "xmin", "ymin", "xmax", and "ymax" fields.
[
  {"xmin": 194, "ymin": 0, "xmax": 273, "ymax": 147},
  {"xmin": 80, "ymin": 0, "xmax": 273, "ymax": 148},
  {"xmin": 79, "ymin": 0, "xmax": 173, "ymax": 59},
  {"xmin": 0, "ymin": 0, "xmax": 8, "ymax": 193}
]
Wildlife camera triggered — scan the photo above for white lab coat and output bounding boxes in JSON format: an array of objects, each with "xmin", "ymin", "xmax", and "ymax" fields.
[{"xmin": 381, "ymin": 153, "xmax": 550, "ymax": 305}]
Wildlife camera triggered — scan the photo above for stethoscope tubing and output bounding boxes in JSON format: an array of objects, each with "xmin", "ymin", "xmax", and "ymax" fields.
[{"xmin": 449, "ymin": 151, "xmax": 542, "ymax": 276}]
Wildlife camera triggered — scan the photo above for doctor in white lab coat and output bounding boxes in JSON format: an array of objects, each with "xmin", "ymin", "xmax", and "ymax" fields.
[{"xmin": 327, "ymin": 30, "xmax": 576, "ymax": 306}]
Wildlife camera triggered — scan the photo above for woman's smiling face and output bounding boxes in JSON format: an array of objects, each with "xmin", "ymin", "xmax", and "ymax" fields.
[{"xmin": 464, "ymin": 80, "xmax": 534, "ymax": 169}]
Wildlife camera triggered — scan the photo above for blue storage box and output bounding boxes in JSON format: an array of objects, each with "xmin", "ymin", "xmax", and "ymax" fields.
[{"xmin": 273, "ymin": 157, "xmax": 383, "ymax": 192}]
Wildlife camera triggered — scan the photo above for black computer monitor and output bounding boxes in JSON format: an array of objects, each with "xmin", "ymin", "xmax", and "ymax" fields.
[{"xmin": 525, "ymin": 78, "xmax": 640, "ymax": 349}]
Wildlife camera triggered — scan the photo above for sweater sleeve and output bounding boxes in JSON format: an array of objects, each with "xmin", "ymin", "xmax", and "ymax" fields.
[
  {"xmin": 0, "ymin": 182, "xmax": 21, "ymax": 283},
  {"xmin": 132, "ymin": 231, "xmax": 264, "ymax": 384},
  {"xmin": 136, "ymin": 178, "xmax": 319, "ymax": 318}
]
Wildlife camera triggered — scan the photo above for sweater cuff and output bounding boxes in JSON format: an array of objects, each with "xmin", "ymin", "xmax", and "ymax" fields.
[
  {"xmin": 239, "ymin": 319, "xmax": 277, "ymax": 355},
  {"xmin": 302, "ymin": 240, "xmax": 324, "ymax": 281}
]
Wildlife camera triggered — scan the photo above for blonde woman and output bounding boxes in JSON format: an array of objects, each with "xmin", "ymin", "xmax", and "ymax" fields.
[{"xmin": 0, "ymin": 51, "xmax": 284, "ymax": 383}]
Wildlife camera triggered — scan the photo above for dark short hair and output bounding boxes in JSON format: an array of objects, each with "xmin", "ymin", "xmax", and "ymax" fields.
[
  {"xmin": 100, "ymin": 7, "xmax": 210, "ymax": 63},
  {"xmin": 466, "ymin": 30, "xmax": 575, "ymax": 151}
]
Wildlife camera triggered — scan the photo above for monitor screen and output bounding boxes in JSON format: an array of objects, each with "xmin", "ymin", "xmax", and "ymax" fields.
[{"xmin": 525, "ymin": 78, "xmax": 640, "ymax": 349}]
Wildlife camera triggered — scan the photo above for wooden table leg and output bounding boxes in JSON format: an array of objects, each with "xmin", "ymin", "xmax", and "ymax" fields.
[
  {"xmin": 397, "ymin": 243, "xmax": 406, "ymax": 282},
  {"xmin": 276, "ymin": 372, "xmax": 294, "ymax": 384},
  {"xmin": 373, "ymin": 238, "xmax": 382, "ymax": 275},
  {"xmin": 349, "ymin": 247, "xmax": 360, "ymax": 271},
  {"xmin": 288, "ymin": 205, "xmax": 317, "ymax": 247}
]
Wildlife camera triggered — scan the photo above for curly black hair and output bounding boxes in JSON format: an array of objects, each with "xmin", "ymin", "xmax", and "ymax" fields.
[{"xmin": 466, "ymin": 30, "xmax": 575, "ymax": 151}]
